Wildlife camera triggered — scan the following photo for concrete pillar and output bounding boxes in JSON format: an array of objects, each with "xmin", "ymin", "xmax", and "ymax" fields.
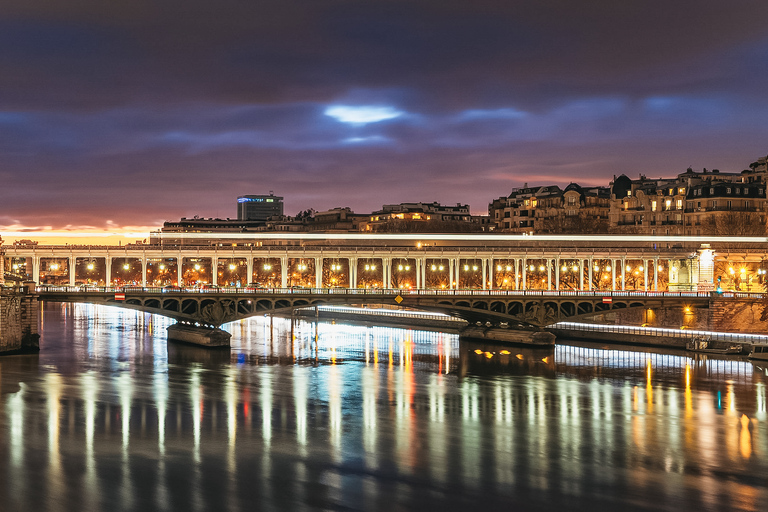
[
  {"xmin": 489, "ymin": 259, "xmax": 495, "ymax": 290},
  {"xmin": 315, "ymin": 257, "xmax": 322, "ymax": 289},
  {"xmin": 281, "ymin": 257, "xmax": 288, "ymax": 288},
  {"xmin": 547, "ymin": 259, "xmax": 552, "ymax": 290},
  {"xmin": 384, "ymin": 258, "xmax": 392, "ymax": 288},
  {"xmin": 521, "ymin": 258, "xmax": 527, "ymax": 291},
  {"xmin": 555, "ymin": 257, "xmax": 560, "ymax": 291},
  {"xmin": 611, "ymin": 259, "xmax": 616, "ymax": 291},
  {"xmin": 141, "ymin": 258, "xmax": 147, "ymax": 287},
  {"xmin": 176, "ymin": 255, "xmax": 182, "ymax": 286},
  {"xmin": 514, "ymin": 258, "xmax": 519, "ymax": 290},
  {"xmin": 654, "ymin": 257, "xmax": 659, "ymax": 291},
  {"xmin": 212, "ymin": 257, "xmax": 218, "ymax": 286},
  {"xmin": 247, "ymin": 258, "xmax": 253, "ymax": 286},
  {"xmin": 621, "ymin": 258, "xmax": 626, "ymax": 291},
  {"xmin": 68, "ymin": 258, "xmax": 75, "ymax": 286},
  {"xmin": 482, "ymin": 258, "xmax": 488, "ymax": 290},
  {"xmin": 449, "ymin": 259, "xmax": 455, "ymax": 289},
  {"xmin": 588, "ymin": 258, "xmax": 593, "ymax": 291},
  {"xmin": 415, "ymin": 259, "xmax": 421, "ymax": 289},
  {"xmin": 643, "ymin": 259, "xmax": 648, "ymax": 291},
  {"xmin": 350, "ymin": 257, "xmax": 357, "ymax": 289},
  {"xmin": 31, "ymin": 256, "xmax": 39, "ymax": 284},
  {"xmin": 579, "ymin": 259, "xmax": 585, "ymax": 291},
  {"xmin": 106, "ymin": 257, "xmax": 113, "ymax": 286}
]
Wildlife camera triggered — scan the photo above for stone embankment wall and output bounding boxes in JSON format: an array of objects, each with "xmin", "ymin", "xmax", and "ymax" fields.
[
  {"xmin": 585, "ymin": 299, "xmax": 768, "ymax": 334},
  {"xmin": 0, "ymin": 286, "xmax": 39, "ymax": 353}
]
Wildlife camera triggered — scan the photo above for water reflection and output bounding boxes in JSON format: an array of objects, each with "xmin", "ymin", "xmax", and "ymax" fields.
[{"xmin": 0, "ymin": 303, "xmax": 766, "ymax": 510}]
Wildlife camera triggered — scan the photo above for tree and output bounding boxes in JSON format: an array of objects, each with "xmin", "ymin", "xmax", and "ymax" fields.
[{"xmin": 704, "ymin": 212, "xmax": 767, "ymax": 236}]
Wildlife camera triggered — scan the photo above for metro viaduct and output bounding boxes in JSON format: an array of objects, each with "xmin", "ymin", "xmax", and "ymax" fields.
[{"xmin": 4, "ymin": 233, "xmax": 767, "ymax": 293}]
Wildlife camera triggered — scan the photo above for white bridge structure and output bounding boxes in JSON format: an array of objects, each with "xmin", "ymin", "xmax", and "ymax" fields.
[{"xmin": 2, "ymin": 233, "xmax": 765, "ymax": 293}]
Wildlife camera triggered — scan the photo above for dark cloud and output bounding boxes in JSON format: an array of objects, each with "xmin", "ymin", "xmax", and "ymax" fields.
[{"xmin": 1, "ymin": 1, "xmax": 768, "ymax": 229}]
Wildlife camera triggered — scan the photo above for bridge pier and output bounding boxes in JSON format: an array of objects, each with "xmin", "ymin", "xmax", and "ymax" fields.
[
  {"xmin": 460, "ymin": 326, "xmax": 556, "ymax": 346},
  {"xmin": 167, "ymin": 323, "xmax": 231, "ymax": 348},
  {"xmin": 0, "ymin": 284, "xmax": 40, "ymax": 354}
]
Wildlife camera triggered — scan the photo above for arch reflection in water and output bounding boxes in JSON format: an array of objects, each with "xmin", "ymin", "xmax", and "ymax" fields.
[{"xmin": 0, "ymin": 305, "xmax": 767, "ymax": 510}]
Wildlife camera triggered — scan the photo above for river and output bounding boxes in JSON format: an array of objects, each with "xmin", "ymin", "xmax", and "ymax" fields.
[{"xmin": 0, "ymin": 302, "xmax": 766, "ymax": 511}]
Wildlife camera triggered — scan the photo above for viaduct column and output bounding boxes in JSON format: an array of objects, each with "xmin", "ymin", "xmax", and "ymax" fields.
[
  {"xmin": 621, "ymin": 257, "xmax": 626, "ymax": 291},
  {"xmin": 449, "ymin": 259, "xmax": 455, "ymax": 289},
  {"xmin": 488, "ymin": 259, "xmax": 494, "ymax": 290},
  {"xmin": 643, "ymin": 259, "xmax": 648, "ymax": 291},
  {"xmin": 106, "ymin": 257, "xmax": 113, "ymax": 286},
  {"xmin": 315, "ymin": 257, "xmax": 322, "ymax": 289},
  {"xmin": 246, "ymin": 258, "xmax": 253, "ymax": 286},
  {"xmin": 350, "ymin": 257, "xmax": 357, "ymax": 289},
  {"xmin": 588, "ymin": 258, "xmax": 593, "ymax": 291},
  {"xmin": 69, "ymin": 258, "xmax": 75, "ymax": 286},
  {"xmin": 281, "ymin": 256, "xmax": 288, "ymax": 288},
  {"xmin": 555, "ymin": 257, "xmax": 560, "ymax": 291},
  {"xmin": 521, "ymin": 258, "xmax": 527, "ymax": 291},
  {"xmin": 579, "ymin": 259, "xmax": 585, "ymax": 290},
  {"xmin": 212, "ymin": 256, "xmax": 218, "ymax": 286},
  {"xmin": 32, "ymin": 256, "xmax": 40, "ymax": 284},
  {"xmin": 514, "ymin": 258, "xmax": 519, "ymax": 290},
  {"xmin": 415, "ymin": 259, "xmax": 421, "ymax": 289},
  {"xmin": 482, "ymin": 258, "xmax": 488, "ymax": 290},
  {"xmin": 547, "ymin": 259, "xmax": 552, "ymax": 290},
  {"xmin": 141, "ymin": 258, "xmax": 147, "ymax": 287},
  {"xmin": 611, "ymin": 259, "xmax": 616, "ymax": 291},
  {"xmin": 654, "ymin": 257, "xmax": 659, "ymax": 291}
]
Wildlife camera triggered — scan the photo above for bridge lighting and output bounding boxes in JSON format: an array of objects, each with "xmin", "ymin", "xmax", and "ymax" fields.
[
  {"xmin": 263, "ymin": 264, "xmax": 272, "ymax": 270},
  {"xmin": 606, "ymin": 265, "xmax": 612, "ymax": 271},
  {"xmin": 639, "ymin": 266, "xmax": 644, "ymax": 271},
  {"xmin": 539, "ymin": 265, "xmax": 545, "ymax": 271},
  {"xmin": 50, "ymin": 263, "xmax": 59, "ymax": 270},
  {"xmin": 406, "ymin": 265, "xmax": 410, "ymax": 271},
  {"xmin": 572, "ymin": 265, "xmax": 578, "ymax": 271},
  {"xmin": 594, "ymin": 264, "xmax": 600, "ymax": 271},
  {"xmin": 463, "ymin": 265, "xmax": 469, "ymax": 271},
  {"xmin": 12, "ymin": 264, "xmax": 18, "ymax": 270},
  {"xmin": 472, "ymin": 265, "xmax": 478, "ymax": 271},
  {"xmin": 439, "ymin": 265, "xmax": 444, "ymax": 271},
  {"xmin": 626, "ymin": 265, "xmax": 631, "ymax": 272},
  {"xmin": 86, "ymin": 262, "xmax": 94, "ymax": 270},
  {"xmin": 729, "ymin": 267, "xmax": 736, "ymax": 275},
  {"xmin": 561, "ymin": 265, "xmax": 568, "ymax": 272},
  {"xmin": 159, "ymin": 264, "xmax": 166, "ymax": 270},
  {"xmin": 229, "ymin": 264, "xmax": 236, "ymax": 270},
  {"xmin": 506, "ymin": 265, "xmax": 511, "ymax": 271},
  {"xmin": 194, "ymin": 264, "xmax": 201, "ymax": 270},
  {"xmin": 529, "ymin": 264, "xmax": 535, "ymax": 271},
  {"xmin": 497, "ymin": 265, "xmax": 502, "ymax": 271},
  {"xmin": 398, "ymin": 265, "xmax": 403, "ymax": 271}
]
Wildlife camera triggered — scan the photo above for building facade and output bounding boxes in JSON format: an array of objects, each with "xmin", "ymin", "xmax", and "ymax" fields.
[{"xmin": 237, "ymin": 193, "xmax": 284, "ymax": 221}]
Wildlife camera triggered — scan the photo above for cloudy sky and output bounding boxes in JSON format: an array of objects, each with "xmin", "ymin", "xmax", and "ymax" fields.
[{"xmin": 2, "ymin": 0, "xmax": 768, "ymax": 232}]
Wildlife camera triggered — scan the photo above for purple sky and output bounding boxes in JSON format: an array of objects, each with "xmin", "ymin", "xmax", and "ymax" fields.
[{"xmin": 2, "ymin": 0, "xmax": 768, "ymax": 230}]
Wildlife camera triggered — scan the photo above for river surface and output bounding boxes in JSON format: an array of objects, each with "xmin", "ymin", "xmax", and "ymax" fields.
[{"xmin": 0, "ymin": 303, "xmax": 767, "ymax": 511}]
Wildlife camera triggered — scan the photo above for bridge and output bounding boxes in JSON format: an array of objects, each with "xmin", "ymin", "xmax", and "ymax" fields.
[
  {"xmin": 32, "ymin": 284, "xmax": 762, "ymax": 345},
  {"xmin": 4, "ymin": 234, "xmax": 768, "ymax": 347}
]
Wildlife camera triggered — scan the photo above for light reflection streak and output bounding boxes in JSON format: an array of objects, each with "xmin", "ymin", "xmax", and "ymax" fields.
[
  {"xmin": 153, "ymin": 372, "xmax": 169, "ymax": 511},
  {"xmin": 46, "ymin": 373, "xmax": 63, "ymax": 512},
  {"xmin": 328, "ymin": 364, "xmax": 342, "ymax": 462},
  {"xmin": 294, "ymin": 368, "xmax": 308, "ymax": 454}
]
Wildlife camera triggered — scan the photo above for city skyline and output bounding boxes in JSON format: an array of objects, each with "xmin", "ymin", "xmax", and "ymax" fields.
[{"xmin": 3, "ymin": 1, "xmax": 768, "ymax": 232}]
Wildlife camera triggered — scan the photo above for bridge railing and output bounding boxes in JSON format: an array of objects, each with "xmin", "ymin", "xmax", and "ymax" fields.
[
  {"xmin": 553, "ymin": 321, "xmax": 768, "ymax": 344},
  {"xmin": 32, "ymin": 285, "xmax": 765, "ymax": 300}
]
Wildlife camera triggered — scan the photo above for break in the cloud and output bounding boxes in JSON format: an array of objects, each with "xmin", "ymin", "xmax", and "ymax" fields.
[{"xmin": 1, "ymin": 0, "xmax": 768, "ymax": 229}]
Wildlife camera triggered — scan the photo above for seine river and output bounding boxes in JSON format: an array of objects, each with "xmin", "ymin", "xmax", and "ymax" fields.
[{"xmin": 0, "ymin": 303, "xmax": 767, "ymax": 511}]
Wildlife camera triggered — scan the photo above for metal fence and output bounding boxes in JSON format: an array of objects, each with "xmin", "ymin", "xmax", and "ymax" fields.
[{"xmin": 552, "ymin": 321, "xmax": 768, "ymax": 345}]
